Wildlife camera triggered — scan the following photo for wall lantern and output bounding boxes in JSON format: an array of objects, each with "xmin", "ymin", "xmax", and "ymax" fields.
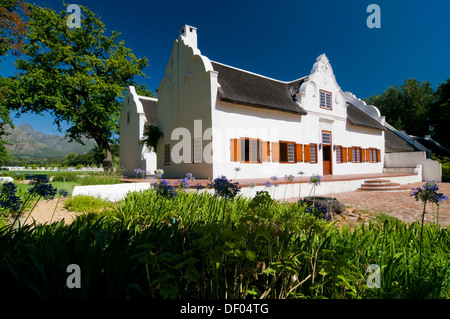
[
  {"xmin": 333, "ymin": 145, "xmax": 336, "ymax": 151},
  {"xmin": 319, "ymin": 143, "xmax": 322, "ymax": 150}
]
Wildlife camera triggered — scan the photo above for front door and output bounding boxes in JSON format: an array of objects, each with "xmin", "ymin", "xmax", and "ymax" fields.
[{"xmin": 322, "ymin": 131, "xmax": 332, "ymax": 175}]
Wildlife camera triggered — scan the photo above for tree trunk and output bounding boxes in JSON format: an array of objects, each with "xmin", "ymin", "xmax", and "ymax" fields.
[{"xmin": 95, "ymin": 137, "xmax": 114, "ymax": 172}]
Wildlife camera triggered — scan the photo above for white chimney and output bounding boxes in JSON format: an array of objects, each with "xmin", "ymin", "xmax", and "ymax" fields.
[{"xmin": 180, "ymin": 25, "xmax": 197, "ymax": 49}]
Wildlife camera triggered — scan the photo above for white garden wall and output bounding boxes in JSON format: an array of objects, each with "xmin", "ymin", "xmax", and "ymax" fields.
[{"xmin": 384, "ymin": 151, "xmax": 441, "ymax": 182}]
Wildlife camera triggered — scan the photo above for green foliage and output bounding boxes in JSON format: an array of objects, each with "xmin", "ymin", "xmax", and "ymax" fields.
[
  {"xmin": 431, "ymin": 155, "xmax": 450, "ymax": 183},
  {"xmin": 141, "ymin": 125, "xmax": 162, "ymax": 152},
  {"xmin": 134, "ymin": 83, "xmax": 156, "ymax": 98},
  {"xmin": 3, "ymin": 4, "xmax": 148, "ymax": 171},
  {"xmin": 365, "ymin": 78, "xmax": 434, "ymax": 136},
  {"xmin": 1, "ymin": 189, "xmax": 449, "ymax": 299},
  {"xmin": 78, "ymin": 173, "xmax": 122, "ymax": 186},
  {"xmin": 64, "ymin": 195, "xmax": 114, "ymax": 214},
  {"xmin": 430, "ymin": 79, "xmax": 450, "ymax": 150}
]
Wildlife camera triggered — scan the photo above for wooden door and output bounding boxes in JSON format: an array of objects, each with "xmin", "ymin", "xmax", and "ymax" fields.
[
  {"xmin": 321, "ymin": 131, "xmax": 332, "ymax": 175},
  {"xmin": 323, "ymin": 145, "xmax": 332, "ymax": 175}
]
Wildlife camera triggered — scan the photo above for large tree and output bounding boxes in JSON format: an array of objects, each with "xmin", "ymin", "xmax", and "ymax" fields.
[
  {"xmin": 4, "ymin": 3, "xmax": 148, "ymax": 171},
  {"xmin": 364, "ymin": 79, "xmax": 434, "ymax": 137},
  {"xmin": 0, "ymin": 0, "xmax": 28, "ymax": 57},
  {"xmin": 429, "ymin": 79, "xmax": 450, "ymax": 150},
  {"xmin": 0, "ymin": 0, "xmax": 29, "ymax": 164}
]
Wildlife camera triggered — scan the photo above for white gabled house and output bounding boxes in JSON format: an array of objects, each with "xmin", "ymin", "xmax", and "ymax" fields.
[
  {"xmin": 119, "ymin": 25, "xmax": 440, "ymax": 182},
  {"xmin": 154, "ymin": 25, "xmax": 385, "ymax": 179}
]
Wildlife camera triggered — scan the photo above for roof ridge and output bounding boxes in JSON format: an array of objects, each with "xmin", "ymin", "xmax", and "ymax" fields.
[
  {"xmin": 210, "ymin": 60, "xmax": 307, "ymax": 84},
  {"xmin": 138, "ymin": 96, "xmax": 158, "ymax": 101}
]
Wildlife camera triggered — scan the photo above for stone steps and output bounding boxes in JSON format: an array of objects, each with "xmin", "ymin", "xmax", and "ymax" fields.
[{"xmin": 358, "ymin": 179, "xmax": 410, "ymax": 192}]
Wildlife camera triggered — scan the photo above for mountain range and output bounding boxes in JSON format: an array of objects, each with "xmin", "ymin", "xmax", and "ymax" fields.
[{"xmin": 4, "ymin": 123, "xmax": 97, "ymax": 158}]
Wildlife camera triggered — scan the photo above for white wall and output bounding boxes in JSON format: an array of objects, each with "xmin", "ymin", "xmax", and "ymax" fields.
[
  {"xmin": 385, "ymin": 151, "xmax": 441, "ymax": 182},
  {"xmin": 156, "ymin": 30, "xmax": 385, "ymax": 180},
  {"xmin": 119, "ymin": 87, "xmax": 157, "ymax": 176},
  {"xmin": 210, "ymin": 54, "xmax": 384, "ymax": 180},
  {"xmin": 157, "ymin": 26, "xmax": 216, "ymax": 179}
]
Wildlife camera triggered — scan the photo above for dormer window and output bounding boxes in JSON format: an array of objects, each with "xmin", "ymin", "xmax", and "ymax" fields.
[{"xmin": 320, "ymin": 90, "xmax": 332, "ymax": 110}]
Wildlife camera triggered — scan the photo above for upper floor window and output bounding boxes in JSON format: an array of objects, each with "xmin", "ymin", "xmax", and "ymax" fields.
[{"xmin": 320, "ymin": 90, "xmax": 332, "ymax": 110}]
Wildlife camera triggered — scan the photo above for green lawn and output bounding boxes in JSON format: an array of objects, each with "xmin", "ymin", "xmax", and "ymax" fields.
[{"xmin": 15, "ymin": 181, "xmax": 80, "ymax": 197}]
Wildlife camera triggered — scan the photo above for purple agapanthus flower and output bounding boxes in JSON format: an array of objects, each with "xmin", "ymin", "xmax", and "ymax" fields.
[{"xmin": 410, "ymin": 181, "xmax": 448, "ymax": 204}]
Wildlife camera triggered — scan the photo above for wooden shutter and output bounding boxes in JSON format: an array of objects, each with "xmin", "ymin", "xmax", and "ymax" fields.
[
  {"xmin": 348, "ymin": 147, "xmax": 353, "ymax": 162},
  {"xmin": 304, "ymin": 144, "xmax": 311, "ymax": 163},
  {"xmin": 361, "ymin": 149, "xmax": 366, "ymax": 162},
  {"xmin": 272, "ymin": 142, "xmax": 280, "ymax": 162},
  {"xmin": 377, "ymin": 149, "xmax": 381, "ymax": 162},
  {"xmin": 366, "ymin": 149, "xmax": 370, "ymax": 162},
  {"xmin": 261, "ymin": 141, "xmax": 270, "ymax": 162},
  {"xmin": 236, "ymin": 139, "xmax": 241, "ymax": 162},
  {"xmin": 343, "ymin": 147, "xmax": 348, "ymax": 163},
  {"xmin": 230, "ymin": 139, "xmax": 237, "ymax": 162},
  {"xmin": 296, "ymin": 144, "xmax": 303, "ymax": 162}
]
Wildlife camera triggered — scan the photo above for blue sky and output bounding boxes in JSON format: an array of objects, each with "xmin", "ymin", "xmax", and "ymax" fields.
[{"xmin": 2, "ymin": 0, "xmax": 449, "ymax": 135}]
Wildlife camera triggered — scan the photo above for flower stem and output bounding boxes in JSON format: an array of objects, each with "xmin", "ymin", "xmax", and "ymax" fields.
[
  {"xmin": 11, "ymin": 193, "xmax": 33, "ymax": 229},
  {"xmin": 49, "ymin": 197, "xmax": 60, "ymax": 224},
  {"xmin": 418, "ymin": 201, "xmax": 426, "ymax": 281},
  {"xmin": 23, "ymin": 196, "xmax": 42, "ymax": 225}
]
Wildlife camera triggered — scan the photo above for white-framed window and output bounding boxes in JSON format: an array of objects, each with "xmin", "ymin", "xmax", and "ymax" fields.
[
  {"xmin": 320, "ymin": 90, "xmax": 332, "ymax": 110},
  {"xmin": 193, "ymin": 138, "xmax": 202, "ymax": 163}
]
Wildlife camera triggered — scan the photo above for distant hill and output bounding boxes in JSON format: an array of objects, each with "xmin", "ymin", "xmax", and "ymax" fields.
[{"xmin": 4, "ymin": 124, "xmax": 97, "ymax": 158}]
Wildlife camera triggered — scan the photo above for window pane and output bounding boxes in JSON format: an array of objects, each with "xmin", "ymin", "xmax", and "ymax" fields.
[
  {"xmin": 326, "ymin": 92, "xmax": 332, "ymax": 109},
  {"xmin": 288, "ymin": 143, "xmax": 295, "ymax": 162},
  {"xmin": 241, "ymin": 139, "xmax": 250, "ymax": 162},
  {"xmin": 193, "ymin": 138, "xmax": 202, "ymax": 163},
  {"xmin": 164, "ymin": 144, "xmax": 170, "ymax": 165},
  {"xmin": 320, "ymin": 91, "xmax": 326, "ymax": 108},
  {"xmin": 311, "ymin": 145, "xmax": 317, "ymax": 163},
  {"xmin": 322, "ymin": 132, "xmax": 331, "ymax": 144},
  {"xmin": 280, "ymin": 142, "xmax": 288, "ymax": 162},
  {"xmin": 336, "ymin": 146, "xmax": 341, "ymax": 163},
  {"xmin": 251, "ymin": 140, "xmax": 258, "ymax": 162}
]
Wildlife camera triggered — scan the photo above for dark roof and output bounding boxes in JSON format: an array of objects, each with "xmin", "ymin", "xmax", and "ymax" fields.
[
  {"xmin": 411, "ymin": 136, "xmax": 450, "ymax": 157},
  {"xmin": 384, "ymin": 128, "xmax": 417, "ymax": 152},
  {"xmin": 346, "ymin": 102, "xmax": 385, "ymax": 131},
  {"xmin": 139, "ymin": 98, "xmax": 158, "ymax": 126},
  {"xmin": 211, "ymin": 62, "xmax": 307, "ymax": 115}
]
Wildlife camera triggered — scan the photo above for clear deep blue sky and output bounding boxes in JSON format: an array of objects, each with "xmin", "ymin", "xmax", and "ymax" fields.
[{"xmin": 2, "ymin": 0, "xmax": 449, "ymax": 135}]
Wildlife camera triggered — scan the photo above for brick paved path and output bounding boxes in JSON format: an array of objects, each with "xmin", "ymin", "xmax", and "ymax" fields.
[{"xmin": 322, "ymin": 182, "xmax": 450, "ymax": 228}]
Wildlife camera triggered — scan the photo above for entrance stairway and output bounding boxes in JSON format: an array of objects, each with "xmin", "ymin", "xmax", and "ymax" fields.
[{"xmin": 358, "ymin": 179, "xmax": 410, "ymax": 192}]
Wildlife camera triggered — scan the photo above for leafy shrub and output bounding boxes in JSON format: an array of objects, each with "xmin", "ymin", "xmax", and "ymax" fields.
[
  {"xmin": 1, "ymin": 187, "xmax": 449, "ymax": 299},
  {"xmin": 79, "ymin": 175, "xmax": 121, "ymax": 185},
  {"xmin": 442, "ymin": 163, "xmax": 450, "ymax": 183},
  {"xmin": 64, "ymin": 195, "xmax": 114, "ymax": 214},
  {"xmin": 209, "ymin": 175, "xmax": 241, "ymax": 199}
]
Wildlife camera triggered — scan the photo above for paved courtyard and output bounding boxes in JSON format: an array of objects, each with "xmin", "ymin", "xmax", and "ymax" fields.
[{"xmin": 321, "ymin": 182, "xmax": 450, "ymax": 228}]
